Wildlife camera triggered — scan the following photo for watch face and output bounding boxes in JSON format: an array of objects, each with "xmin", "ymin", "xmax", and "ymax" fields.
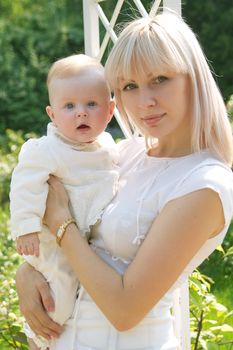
[
  {"xmin": 57, "ymin": 227, "xmax": 63, "ymax": 238},
  {"xmin": 56, "ymin": 219, "xmax": 75, "ymax": 246}
]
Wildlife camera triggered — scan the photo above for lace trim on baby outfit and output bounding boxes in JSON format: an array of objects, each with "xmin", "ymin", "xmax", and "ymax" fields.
[{"xmin": 47, "ymin": 122, "xmax": 101, "ymax": 151}]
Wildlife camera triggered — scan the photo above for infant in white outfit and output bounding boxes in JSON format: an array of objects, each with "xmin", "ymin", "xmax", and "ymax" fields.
[{"xmin": 10, "ymin": 54, "xmax": 119, "ymax": 350}]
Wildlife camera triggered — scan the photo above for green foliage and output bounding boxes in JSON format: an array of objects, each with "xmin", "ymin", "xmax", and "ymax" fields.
[
  {"xmin": 0, "ymin": 0, "xmax": 84, "ymax": 134},
  {"xmin": 199, "ymin": 222, "xmax": 233, "ymax": 309},
  {"xmin": 190, "ymin": 270, "xmax": 233, "ymax": 349},
  {"xmin": 183, "ymin": 0, "xmax": 233, "ymax": 102},
  {"xmin": 0, "ymin": 130, "xmax": 27, "ymax": 348},
  {"xmin": 227, "ymin": 95, "xmax": 233, "ymax": 121},
  {"xmin": 0, "ymin": 220, "xmax": 27, "ymax": 349},
  {"xmin": 0, "ymin": 129, "xmax": 36, "ymax": 205}
]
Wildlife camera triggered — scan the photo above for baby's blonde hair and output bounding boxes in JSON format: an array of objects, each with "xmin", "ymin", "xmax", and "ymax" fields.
[
  {"xmin": 105, "ymin": 11, "xmax": 233, "ymax": 165},
  {"xmin": 47, "ymin": 54, "xmax": 111, "ymax": 101}
]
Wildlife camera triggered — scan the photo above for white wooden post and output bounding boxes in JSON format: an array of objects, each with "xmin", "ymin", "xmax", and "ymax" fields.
[
  {"xmin": 163, "ymin": 0, "xmax": 181, "ymax": 15},
  {"xmin": 173, "ymin": 280, "xmax": 191, "ymax": 349},
  {"xmin": 132, "ymin": 0, "xmax": 148, "ymax": 17},
  {"xmin": 98, "ymin": 0, "xmax": 124, "ymax": 61},
  {"xmin": 83, "ymin": 0, "xmax": 100, "ymax": 57}
]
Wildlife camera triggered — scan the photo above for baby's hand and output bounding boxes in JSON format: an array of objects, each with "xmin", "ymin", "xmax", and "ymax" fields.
[{"xmin": 16, "ymin": 232, "xmax": 40, "ymax": 257}]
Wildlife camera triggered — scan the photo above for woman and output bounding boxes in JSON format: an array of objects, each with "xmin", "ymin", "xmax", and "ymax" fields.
[{"xmin": 16, "ymin": 10, "xmax": 233, "ymax": 350}]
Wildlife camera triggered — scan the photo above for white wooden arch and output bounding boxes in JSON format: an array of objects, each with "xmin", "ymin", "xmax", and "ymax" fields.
[{"xmin": 82, "ymin": 1, "xmax": 191, "ymax": 349}]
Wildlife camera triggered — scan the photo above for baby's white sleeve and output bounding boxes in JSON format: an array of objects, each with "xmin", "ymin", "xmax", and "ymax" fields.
[{"xmin": 10, "ymin": 138, "xmax": 57, "ymax": 239}]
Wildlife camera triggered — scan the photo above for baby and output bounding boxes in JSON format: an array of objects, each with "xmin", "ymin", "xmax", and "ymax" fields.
[{"xmin": 10, "ymin": 54, "xmax": 119, "ymax": 349}]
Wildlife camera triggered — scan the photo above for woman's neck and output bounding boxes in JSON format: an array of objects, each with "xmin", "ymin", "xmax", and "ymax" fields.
[{"xmin": 148, "ymin": 134, "xmax": 192, "ymax": 158}]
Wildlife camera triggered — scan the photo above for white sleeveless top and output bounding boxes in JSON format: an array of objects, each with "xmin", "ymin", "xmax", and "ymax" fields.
[
  {"xmin": 52, "ymin": 137, "xmax": 233, "ymax": 350},
  {"xmin": 91, "ymin": 137, "xmax": 233, "ymax": 282}
]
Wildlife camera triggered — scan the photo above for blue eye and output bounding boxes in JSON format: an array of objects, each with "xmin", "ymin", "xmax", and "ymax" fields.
[
  {"xmin": 87, "ymin": 101, "xmax": 97, "ymax": 107},
  {"xmin": 65, "ymin": 103, "xmax": 75, "ymax": 109},
  {"xmin": 123, "ymin": 83, "xmax": 137, "ymax": 91}
]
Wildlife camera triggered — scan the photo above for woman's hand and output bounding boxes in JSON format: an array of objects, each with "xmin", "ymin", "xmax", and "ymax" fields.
[
  {"xmin": 44, "ymin": 175, "xmax": 72, "ymax": 235},
  {"xmin": 16, "ymin": 262, "xmax": 63, "ymax": 339}
]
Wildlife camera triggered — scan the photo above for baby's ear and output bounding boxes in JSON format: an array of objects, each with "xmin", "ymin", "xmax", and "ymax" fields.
[
  {"xmin": 108, "ymin": 100, "xmax": 116, "ymax": 122},
  {"xmin": 46, "ymin": 106, "xmax": 54, "ymax": 121}
]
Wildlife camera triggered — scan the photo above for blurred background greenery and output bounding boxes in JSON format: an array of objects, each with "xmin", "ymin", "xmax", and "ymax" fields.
[{"xmin": 0, "ymin": 0, "xmax": 233, "ymax": 134}]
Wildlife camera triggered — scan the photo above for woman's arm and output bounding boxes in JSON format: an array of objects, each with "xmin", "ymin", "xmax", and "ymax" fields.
[
  {"xmin": 44, "ymin": 176, "xmax": 225, "ymax": 331},
  {"xmin": 15, "ymin": 262, "xmax": 63, "ymax": 339}
]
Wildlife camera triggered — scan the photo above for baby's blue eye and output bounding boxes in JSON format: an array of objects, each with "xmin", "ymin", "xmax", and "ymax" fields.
[
  {"xmin": 123, "ymin": 83, "xmax": 137, "ymax": 91},
  {"xmin": 153, "ymin": 76, "xmax": 168, "ymax": 84},
  {"xmin": 87, "ymin": 101, "xmax": 97, "ymax": 107},
  {"xmin": 65, "ymin": 103, "xmax": 75, "ymax": 109}
]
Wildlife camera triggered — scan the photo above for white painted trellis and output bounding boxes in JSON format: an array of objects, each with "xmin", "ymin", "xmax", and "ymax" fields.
[{"xmin": 82, "ymin": 1, "xmax": 191, "ymax": 349}]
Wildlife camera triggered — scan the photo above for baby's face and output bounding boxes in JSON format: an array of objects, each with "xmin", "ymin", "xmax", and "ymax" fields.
[{"xmin": 46, "ymin": 70, "xmax": 115, "ymax": 143}]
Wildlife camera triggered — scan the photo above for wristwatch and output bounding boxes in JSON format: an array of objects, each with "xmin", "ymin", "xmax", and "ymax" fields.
[{"xmin": 56, "ymin": 218, "xmax": 76, "ymax": 246}]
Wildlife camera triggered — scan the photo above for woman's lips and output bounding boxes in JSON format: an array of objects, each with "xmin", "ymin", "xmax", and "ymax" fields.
[{"xmin": 142, "ymin": 113, "xmax": 166, "ymax": 126}]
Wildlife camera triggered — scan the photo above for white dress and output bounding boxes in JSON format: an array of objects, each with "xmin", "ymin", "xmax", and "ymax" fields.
[
  {"xmin": 10, "ymin": 123, "xmax": 119, "ymax": 349},
  {"xmin": 50, "ymin": 137, "xmax": 233, "ymax": 350}
]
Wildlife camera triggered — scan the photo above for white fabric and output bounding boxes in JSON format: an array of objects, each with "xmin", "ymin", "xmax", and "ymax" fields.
[
  {"xmin": 10, "ymin": 123, "xmax": 119, "ymax": 238},
  {"xmin": 10, "ymin": 123, "xmax": 119, "ymax": 349},
  {"xmin": 50, "ymin": 137, "xmax": 233, "ymax": 350},
  {"xmin": 51, "ymin": 287, "xmax": 177, "ymax": 350}
]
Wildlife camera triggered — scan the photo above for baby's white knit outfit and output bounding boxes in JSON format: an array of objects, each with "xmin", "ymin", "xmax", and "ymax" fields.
[{"xmin": 10, "ymin": 123, "xmax": 119, "ymax": 349}]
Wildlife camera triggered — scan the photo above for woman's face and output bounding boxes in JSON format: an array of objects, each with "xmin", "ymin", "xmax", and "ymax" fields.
[{"xmin": 119, "ymin": 70, "xmax": 192, "ymax": 152}]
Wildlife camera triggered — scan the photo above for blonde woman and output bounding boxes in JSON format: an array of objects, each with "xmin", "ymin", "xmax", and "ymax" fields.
[{"xmin": 16, "ymin": 11, "xmax": 233, "ymax": 350}]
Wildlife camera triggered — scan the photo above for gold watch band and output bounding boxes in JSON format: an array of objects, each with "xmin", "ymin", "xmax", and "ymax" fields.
[{"xmin": 56, "ymin": 218, "xmax": 76, "ymax": 246}]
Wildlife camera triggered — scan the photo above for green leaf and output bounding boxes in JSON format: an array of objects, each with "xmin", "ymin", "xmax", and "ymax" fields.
[
  {"xmin": 207, "ymin": 342, "xmax": 219, "ymax": 350},
  {"xmin": 214, "ymin": 302, "xmax": 227, "ymax": 313},
  {"xmin": 200, "ymin": 338, "xmax": 208, "ymax": 350},
  {"xmin": 215, "ymin": 245, "xmax": 225, "ymax": 254},
  {"xmin": 210, "ymin": 324, "xmax": 233, "ymax": 332},
  {"xmin": 225, "ymin": 246, "xmax": 233, "ymax": 257},
  {"xmin": 189, "ymin": 288, "xmax": 204, "ymax": 308}
]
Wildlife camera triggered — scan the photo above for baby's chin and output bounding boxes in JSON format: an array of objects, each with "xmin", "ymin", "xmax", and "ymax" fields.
[
  {"xmin": 72, "ymin": 138, "xmax": 94, "ymax": 144},
  {"xmin": 62, "ymin": 131, "xmax": 95, "ymax": 144}
]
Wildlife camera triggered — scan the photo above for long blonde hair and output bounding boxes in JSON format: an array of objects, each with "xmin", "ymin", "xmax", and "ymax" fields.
[{"xmin": 105, "ymin": 12, "xmax": 233, "ymax": 165}]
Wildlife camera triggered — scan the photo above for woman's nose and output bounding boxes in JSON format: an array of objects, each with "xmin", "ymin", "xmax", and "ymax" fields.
[{"xmin": 139, "ymin": 88, "xmax": 157, "ymax": 109}]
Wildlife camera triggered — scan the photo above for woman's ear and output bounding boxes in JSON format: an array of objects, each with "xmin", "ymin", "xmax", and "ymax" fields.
[{"xmin": 46, "ymin": 106, "xmax": 54, "ymax": 122}]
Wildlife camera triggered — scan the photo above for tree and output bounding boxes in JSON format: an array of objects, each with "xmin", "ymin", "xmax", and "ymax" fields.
[
  {"xmin": 0, "ymin": 0, "xmax": 84, "ymax": 134},
  {"xmin": 183, "ymin": 0, "xmax": 233, "ymax": 101}
]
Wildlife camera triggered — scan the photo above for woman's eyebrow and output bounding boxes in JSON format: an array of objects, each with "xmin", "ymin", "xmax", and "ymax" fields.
[{"xmin": 120, "ymin": 76, "xmax": 135, "ymax": 81}]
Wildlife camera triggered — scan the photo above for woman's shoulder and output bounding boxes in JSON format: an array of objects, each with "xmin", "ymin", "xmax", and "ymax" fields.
[
  {"xmin": 185, "ymin": 152, "xmax": 233, "ymax": 188},
  {"xmin": 166, "ymin": 153, "xmax": 233, "ymax": 223},
  {"xmin": 170, "ymin": 151, "xmax": 232, "ymax": 183}
]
